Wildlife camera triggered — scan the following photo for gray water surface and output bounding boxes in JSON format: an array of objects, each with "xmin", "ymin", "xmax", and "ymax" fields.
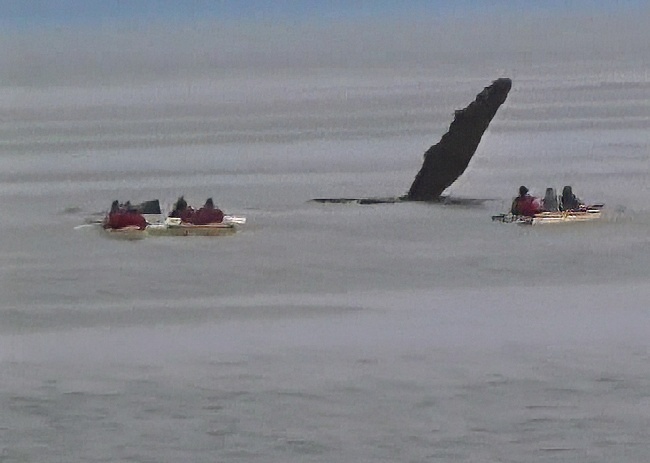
[{"xmin": 1, "ymin": 62, "xmax": 649, "ymax": 462}]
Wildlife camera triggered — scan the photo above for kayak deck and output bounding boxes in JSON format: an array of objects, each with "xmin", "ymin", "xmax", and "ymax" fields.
[
  {"xmin": 100, "ymin": 215, "xmax": 245, "ymax": 238},
  {"xmin": 101, "ymin": 226, "xmax": 148, "ymax": 240},
  {"xmin": 492, "ymin": 206, "xmax": 603, "ymax": 225},
  {"xmin": 146, "ymin": 222, "xmax": 236, "ymax": 237}
]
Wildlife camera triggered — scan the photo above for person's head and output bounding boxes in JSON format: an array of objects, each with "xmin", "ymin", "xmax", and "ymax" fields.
[
  {"xmin": 519, "ymin": 185, "xmax": 529, "ymax": 196},
  {"xmin": 562, "ymin": 185, "xmax": 573, "ymax": 198},
  {"xmin": 175, "ymin": 196, "xmax": 187, "ymax": 211},
  {"xmin": 204, "ymin": 197, "xmax": 214, "ymax": 209},
  {"xmin": 110, "ymin": 200, "xmax": 119, "ymax": 213}
]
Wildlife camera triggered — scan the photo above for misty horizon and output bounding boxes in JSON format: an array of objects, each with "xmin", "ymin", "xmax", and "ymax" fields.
[{"xmin": 1, "ymin": 8, "xmax": 648, "ymax": 86}]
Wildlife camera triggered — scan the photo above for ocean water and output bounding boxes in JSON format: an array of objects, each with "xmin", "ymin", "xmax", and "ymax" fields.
[{"xmin": 1, "ymin": 61, "xmax": 650, "ymax": 462}]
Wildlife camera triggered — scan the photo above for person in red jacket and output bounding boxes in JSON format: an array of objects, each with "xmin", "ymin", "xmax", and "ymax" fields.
[
  {"xmin": 103, "ymin": 200, "xmax": 147, "ymax": 230},
  {"xmin": 169, "ymin": 196, "xmax": 195, "ymax": 223},
  {"xmin": 510, "ymin": 186, "xmax": 542, "ymax": 217},
  {"xmin": 191, "ymin": 197, "xmax": 224, "ymax": 225}
]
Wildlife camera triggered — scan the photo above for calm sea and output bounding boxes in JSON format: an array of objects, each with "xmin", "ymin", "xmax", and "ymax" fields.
[{"xmin": 1, "ymin": 62, "xmax": 649, "ymax": 462}]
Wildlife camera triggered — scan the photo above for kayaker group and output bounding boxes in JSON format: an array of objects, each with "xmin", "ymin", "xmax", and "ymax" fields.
[
  {"xmin": 102, "ymin": 186, "xmax": 590, "ymax": 231},
  {"xmin": 103, "ymin": 196, "xmax": 224, "ymax": 230},
  {"xmin": 510, "ymin": 185, "xmax": 582, "ymax": 217},
  {"xmin": 168, "ymin": 196, "xmax": 224, "ymax": 225},
  {"xmin": 103, "ymin": 200, "xmax": 148, "ymax": 230}
]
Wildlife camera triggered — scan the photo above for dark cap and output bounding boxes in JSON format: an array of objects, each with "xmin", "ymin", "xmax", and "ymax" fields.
[{"xmin": 519, "ymin": 185, "xmax": 529, "ymax": 196}]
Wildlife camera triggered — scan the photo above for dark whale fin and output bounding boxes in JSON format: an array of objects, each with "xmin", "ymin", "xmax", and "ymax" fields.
[
  {"xmin": 406, "ymin": 78, "xmax": 512, "ymax": 201},
  {"xmin": 312, "ymin": 78, "xmax": 511, "ymax": 205}
]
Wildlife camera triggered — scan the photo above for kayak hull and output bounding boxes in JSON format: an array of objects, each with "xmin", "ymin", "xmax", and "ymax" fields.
[
  {"xmin": 492, "ymin": 206, "xmax": 603, "ymax": 225},
  {"xmin": 101, "ymin": 226, "xmax": 148, "ymax": 240},
  {"xmin": 98, "ymin": 212, "xmax": 244, "ymax": 239},
  {"xmin": 530, "ymin": 209, "xmax": 602, "ymax": 225},
  {"xmin": 146, "ymin": 223, "xmax": 236, "ymax": 236}
]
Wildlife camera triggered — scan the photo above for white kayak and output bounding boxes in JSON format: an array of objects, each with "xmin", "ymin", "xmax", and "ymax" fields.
[
  {"xmin": 146, "ymin": 217, "xmax": 234, "ymax": 237},
  {"xmin": 101, "ymin": 225, "xmax": 149, "ymax": 240},
  {"xmin": 100, "ymin": 215, "xmax": 246, "ymax": 238},
  {"xmin": 492, "ymin": 205, "xmax": 603, "ymax": 225},
  {"xmin": 147, "ymin": 215, "xmax": 247, "ymax": 236}
]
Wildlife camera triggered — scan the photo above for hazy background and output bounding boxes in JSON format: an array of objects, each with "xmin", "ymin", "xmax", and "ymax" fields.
[
  {"xmin": 1, "ymin": 0, "xmax": 649, "ymax": 86},
  {"xmin": 1, "ymin": 2, "xmax": 649, "ymax": 462}
]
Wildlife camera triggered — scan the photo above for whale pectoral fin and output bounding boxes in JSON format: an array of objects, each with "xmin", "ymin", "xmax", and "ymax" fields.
[{"xmin": 407, "ymin": 78, "xmax": 512, "ymax": 201}]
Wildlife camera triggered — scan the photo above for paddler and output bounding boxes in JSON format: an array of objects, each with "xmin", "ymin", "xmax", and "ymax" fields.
[
  {"xmin": 169, "ymin": 196, "xmax": 194, "ymax": 222},
  {"xmin": 510, "ymin": 185, "xmax": 542, "ymax": 217},
  {"xmin": 559, "ymin": 185, "xmax": 581, "ymax": 211},
  {"xmin": 541, "ymin": 187, "xmax": 559, "ymax": 211},
  {"xmin": 103, "ymin": 200, "xmax": 147, "ymax": 230},
  {"xmin": 191, "ymin": 197, "xmax": 224, "ymax": 225}
]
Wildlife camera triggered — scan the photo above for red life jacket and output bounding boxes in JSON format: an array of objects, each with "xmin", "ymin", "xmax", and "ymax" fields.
[
  {"xmin": 189, "ymin": 207, "xmax": 224, "ymax": 225},
  {"xmin": 103, "ymin": 211, "xmax": 147, "ymax": 230},
  {"xmin": 513, "ymin": 195, "xmax": 541, "ymax": 217},
  {"xmin": 175, "ymin": 207, "xmax": 195, "ymax": 223}
]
